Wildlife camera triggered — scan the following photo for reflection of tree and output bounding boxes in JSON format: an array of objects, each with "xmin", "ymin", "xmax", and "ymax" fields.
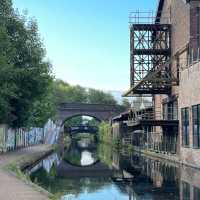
[
  {"xmin": 97, "ymin": 143, "xmax": 114, "ymax": 168},
  {"xmin": 63, "ymin": 148, "xmax": 81, "ymax": 166},
  {"xmin": 30, "ymin": 145, "xmax": 180, "ymax": 199},
  {"xmin": 31, "ymin": 167, "xmax": 112, "ymax": 198},
  {"xmin": 49, "ymin": 163, "xmax": 57, "ymax": 178}
]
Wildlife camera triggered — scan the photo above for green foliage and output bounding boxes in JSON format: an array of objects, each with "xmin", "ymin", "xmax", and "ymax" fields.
[
  {"xmin": 63, "ymin": 153, "xmax": 81, "ymax": 166},
  {"xmin": 97, "ymin": 143, "xmax": 113, "ymax": 167},
  {"xmin": 0, "ymin": 0, "xmax": 122, "ymax": 128},
  {"xmin": 86, "ymin": 117, "xmax": 100, "ymax": 127},
  {"xmin": 0, "ymin": 0, "xmax": 54, "ymax": 127},
  {"xmin": 121, "ymin": 98, "xmax": 131, "ymax": 110},
  {"xmin": 26, "ymin": 89, "xmax": 56, "ymax": 127},
  {"xmin": 52, "ymin": 79, "xmax": 118, "ymax": 106},
  {"xmin": 73, "ymin": 133, "xmax": 95, "ymax": 141},
  {"xmin": 53, "ymin": 80, "xmax": 87, "ymax": 105},
  {"xmin": 31, "ymin": 166, "xmax": 111, "ymax": 199},
  {"xmin": 64, "ymin": 116, "xmax": 83, "ymax": 127},
  {"xmin": 53, "ymin": 79, "xmax": 120, "ymax": 127},
  {"xmin": 0, "ymin": 3, "xmax": 17, "ymax": 124},
  {"xmin": 87, "ymin": 88, "xmax": 117, "ymax": 105},
  {"xmin": 98, "ymin": 122, "xmax": 112, "ymax": 142}
]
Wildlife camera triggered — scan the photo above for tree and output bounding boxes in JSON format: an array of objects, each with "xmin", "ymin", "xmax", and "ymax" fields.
[
  {"xmin": 0, "ymin": 0, "xmax": 17, "ymax": 124},
  {"xmin": 64, "ymin": 116, "xmax": 83, "ymax": 127},
  {"xmin": 87, "ymin": 88, "xmax": 117, "ymax": 105},
  {"xmin": 53, "ymin": 80, "xmax": 87, "ymax": 105},
  {"xmin": 121, "ymin": 98, "xmax": 131, "ymax": 110},
  {"xmin": 86, "ymin": 117, "xmax": 100, "ymax": 127},
  {"xmin": 52, "ymin": 80, "xmax": 118, "ymax": 106},
  {"xmin": 0, "ymin": 0, "xmax": 53, "ymax": 127}
]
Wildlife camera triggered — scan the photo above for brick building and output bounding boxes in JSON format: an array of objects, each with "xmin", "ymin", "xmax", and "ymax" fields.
[{"xmin": 123, "ymin": 0, "xmax": 200, "ymax": 168}]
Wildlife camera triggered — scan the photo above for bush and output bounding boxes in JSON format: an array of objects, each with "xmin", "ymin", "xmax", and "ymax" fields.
[{"xmin": 98, "ymin": 122, "xmax": 112, "ymax": 143}]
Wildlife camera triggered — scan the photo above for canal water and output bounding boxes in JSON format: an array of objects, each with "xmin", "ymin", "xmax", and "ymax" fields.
[{"xmin": 27, "ymin": 138, "xmax": 200, "ymax": 200}]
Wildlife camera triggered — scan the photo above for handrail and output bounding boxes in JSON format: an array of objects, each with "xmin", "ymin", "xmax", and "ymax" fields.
[{"xmin": 128, "ymin": 109, "xmax": 177, "ymax": 122}]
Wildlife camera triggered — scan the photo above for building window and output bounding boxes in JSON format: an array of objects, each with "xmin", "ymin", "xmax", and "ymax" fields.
[
  {"xmin": 192, "ymin": 105, "xmax": 200, "ymax": 148},
  {"xmin": 168, "ymin": 102, "xmax": 173, "ymax": 120},
  {"xmin": 194, "ymin": 186, "xmax": 200, "ymax": 200},
  {"xmin": 182, "ymin": 182, "xmax": 190, "ymax": 200},
  {"xmin": 173, "ymin": 101, "xmax": 178, "ymax": 120},
  {"xmin": 163, "ymin": 101, "xmax": 178, "ymax": 120},
  {"xmin": 181, "ymin": 107, "xmax": 190, "ymax": 147}
]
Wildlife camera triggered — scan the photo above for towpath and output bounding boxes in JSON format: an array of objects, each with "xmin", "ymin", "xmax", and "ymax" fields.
[{"xmin": 0, "ymin": 145, "xmax": 52, "ymax": 200}]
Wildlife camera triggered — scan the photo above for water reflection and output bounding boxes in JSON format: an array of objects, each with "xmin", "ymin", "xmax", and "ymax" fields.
[
  {"xmin": 64, "ymin": 139, "xmax": 99, "ymax": 166},
  {"xmin": 28, "ymin": 138, "xmax": 200, "ymax": 200},
  {"xmin": 81, "ymin": 151, "xmax": 96, "ymax": 166},
  {"xmin": 28, "ymin": 153, "xmax": 60, "ymax": 174}
]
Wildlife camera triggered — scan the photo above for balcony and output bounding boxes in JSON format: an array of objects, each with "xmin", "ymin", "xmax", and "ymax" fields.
[
  {"xmin": 124, "ymin": 11, "xmax": 179, "ymax": 97},
  {"xmin": 125, "ymin": 106, "xmax": 178, "ymax": 128}
]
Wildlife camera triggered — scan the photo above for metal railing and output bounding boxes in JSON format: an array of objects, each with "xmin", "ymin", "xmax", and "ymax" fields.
[
  {"xmin": 128, "ymin": 110, "xmax": 177, "ymax": 124},
  {"xmin": 147, "ymin": 132, "xmax": 177, "ymax": 154},
  {"xmin": 129, "ymin": 10, "xmax": 170, "ymax": 24},
  {"xmin": 130, "ymin": 131, "xmax": 178, "ymax": 154}
]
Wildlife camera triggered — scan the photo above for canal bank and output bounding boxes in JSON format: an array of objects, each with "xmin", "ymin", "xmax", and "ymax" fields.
[
  {"xmin": 28, "ymin": 139, "xmax": 200, "ymax": 200},
  {"xmin": 0, "ymin": 145, "xmax": 54, "ymax": 200},
  {"xmin": 136, "ymin": 147, "xmax": 200, "ymax": 171},
  {"xmin": 112, "ymin": 121, "xmax": 200, "ymax": 172}
]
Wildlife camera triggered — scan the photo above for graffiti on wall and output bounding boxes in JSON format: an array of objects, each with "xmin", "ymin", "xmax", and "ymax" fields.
[{"xmin": 0, "ymin": 119, "xmax": 61, "ymax": 152}]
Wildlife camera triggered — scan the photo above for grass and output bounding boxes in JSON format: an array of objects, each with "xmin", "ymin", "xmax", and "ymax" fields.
[
  {"xmin": 2, "ymin": 147, "xmax": 58, "ymax": 200},
  {"xmin": 6, "ymin": 161, "xmax": 31, "ymax": 181}
]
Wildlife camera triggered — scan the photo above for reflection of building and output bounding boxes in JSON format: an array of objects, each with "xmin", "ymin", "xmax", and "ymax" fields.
[
  {"xmin": 180, "ymin": 166, "xmax": 200, "ymax": 200},
  {"xmin": 113, "ymin": 0, "xmax": 200, "ymax": 168},
  {"xmin": 114, "ymin": 151, "xmax": 180, "ymax": 199},
  {"xmin": 123, "ymin": 152, "xmax": 200, "ymax": 200}
]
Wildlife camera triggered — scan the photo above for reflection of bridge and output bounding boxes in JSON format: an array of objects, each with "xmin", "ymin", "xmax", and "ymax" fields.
[
  {"xmin": 57, "ymin": 160, "xmax": 117, "ymax": 178},
  {"xmin": 65, "ymin": 125, "xmax": 98, "ymax": 135}
]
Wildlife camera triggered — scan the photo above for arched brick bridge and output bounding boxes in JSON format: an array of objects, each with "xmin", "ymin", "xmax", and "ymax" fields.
[{"xmin": 57, "ymin": 103, "xmax": 122, "ymax": 124}]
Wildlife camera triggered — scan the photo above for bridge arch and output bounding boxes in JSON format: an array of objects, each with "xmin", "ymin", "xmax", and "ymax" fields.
[
  {"xmin": 63, "ymin": 159, "xmax": 100, "ymax": 168},
  {"xmin": 57, "ymin": 103, "xmax": 122, "ymax": 125},
  {"xmin": 62, "ymin": 113, "xmax": 101, "ymax": 127}
]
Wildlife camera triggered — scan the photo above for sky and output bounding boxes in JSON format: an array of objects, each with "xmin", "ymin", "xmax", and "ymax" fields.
[{"xmin": 13, "ymin": 0, "xmax": 157, "ymax": 91}]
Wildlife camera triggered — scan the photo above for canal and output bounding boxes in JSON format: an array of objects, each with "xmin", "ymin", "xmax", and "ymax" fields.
[{"xmin": 27, "ymin": 137, "xmax": 200, "ymax": 200}]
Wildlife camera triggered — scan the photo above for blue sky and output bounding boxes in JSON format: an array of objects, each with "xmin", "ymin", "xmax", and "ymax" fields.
[{"xmin": 13, "ymin": 0, "xmax": 157, "ymax": 91}]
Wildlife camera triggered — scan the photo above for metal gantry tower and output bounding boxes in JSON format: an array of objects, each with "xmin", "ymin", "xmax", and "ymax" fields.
[{"xmin": 125, "ymin": 11, "xmax": 178, "ymax": 96}]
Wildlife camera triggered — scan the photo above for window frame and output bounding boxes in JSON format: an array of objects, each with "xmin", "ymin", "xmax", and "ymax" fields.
[
  {"xmin": 182, "ymin": 181, "xmax": 190, "ymax": 200},
  {"xmin": 181, "ymin": 107, "xmax": 190, "ymax": 147},
  {"xmin": 192, "ymin": 104, "xmax": 200, "ymax": 148}
]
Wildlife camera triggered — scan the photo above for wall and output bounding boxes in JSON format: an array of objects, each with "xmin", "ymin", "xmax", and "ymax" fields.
[
  {"xmin": 179, "ymin": 61, "xmax": 200, "ymax": 167},
  {"xmin": 44, "ymin": 119, "xmax": 61, "ymax": 145},
  {"xmin": 0, "ymin": 119, "xmax": 61, "ymax": 152},
  {"xmin": 0, "ymin": 125, "xmax": 44, "ymax": 152},
  {"xmin": 155, "ymin": 0, "xmax": 190, "ymax": 110},
  {"xmin": 180, "ymin": 165, "xmax": 200, "ymax": 200}
]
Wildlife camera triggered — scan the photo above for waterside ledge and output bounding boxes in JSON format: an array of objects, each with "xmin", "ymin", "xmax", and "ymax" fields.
[{"xmin": 0, "ymin": 145, "xmax": 56, "ymax": 200}]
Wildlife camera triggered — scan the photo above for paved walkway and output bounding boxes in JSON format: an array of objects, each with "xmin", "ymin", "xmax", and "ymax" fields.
[{"xmin": 0, "ymin": 145, "xmax": 53, "ymax": 200}]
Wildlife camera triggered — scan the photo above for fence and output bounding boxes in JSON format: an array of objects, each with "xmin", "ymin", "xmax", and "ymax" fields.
[{"xmin": 0, "ymin": 119, "xmax": 61, "ymax": 153}]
